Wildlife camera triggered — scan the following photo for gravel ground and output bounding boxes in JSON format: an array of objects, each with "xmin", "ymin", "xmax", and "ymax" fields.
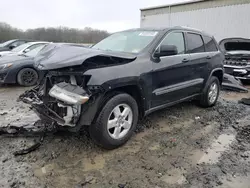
[{"xmin": 0, "ymin": 86, "xmax": 250, "ymax": 188}]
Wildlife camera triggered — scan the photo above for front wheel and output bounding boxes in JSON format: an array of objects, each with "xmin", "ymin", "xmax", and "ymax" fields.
[
  {"xmin": 17, "ymin": 68, "xmax": 38, "ymax": 86},
  {"xmin": 89, "ymin": 93, "xmax": 138, "ymax": 149},
  {"xmin": 200, "ymin": 76, "xmax": 220, "ymax": 107}
]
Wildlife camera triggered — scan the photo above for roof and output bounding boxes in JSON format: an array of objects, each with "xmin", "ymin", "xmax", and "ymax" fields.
[
  {"xmin": 13, "ymin": 39, "xmax": 35, "ymax": 42},
  {"xmin": 122, "ymin": 27, "xmax": 167, "ymax": 32},
  {"xmin": 173, "ymin": 26, "xmax": 202, "ymax": 32},
  {"xmin": 110, "ymin": 26, "xmax": 213, "ymax": 37},
  {"xmin": 26, "ymin": 41, "xmax": 49, "ymax": 45},
  {"xmin": 140, "ymin": 0, "xmax": 205, "ymax": 11}
]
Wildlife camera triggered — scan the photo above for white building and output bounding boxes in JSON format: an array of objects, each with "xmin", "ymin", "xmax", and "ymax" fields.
[{"xmin": 140, "ymin": 0, "xmax": 250, "ymax": 41}]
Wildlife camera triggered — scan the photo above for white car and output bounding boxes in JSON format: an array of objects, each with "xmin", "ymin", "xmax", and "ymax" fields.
[{"xmin": 0, "ymin": 41, "xmax": 48, "ymax": 57}]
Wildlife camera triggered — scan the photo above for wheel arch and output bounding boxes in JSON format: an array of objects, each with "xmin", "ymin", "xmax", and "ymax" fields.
[
  {"xmin": 103, "ymin": 84, "xmax": 146, "ymax": 118},
  {"xmin": 211, "ymin": 68, "xmax": 223, "ymax": 85},
  {"xmin": 16, "ymin": 66, "xmax": 37, "ymax": 79},
  {"xmin": 78, "ymin": 83, "xmax": 147, "ymax": 127},
  {"xmin": 16, "ymin": 66, "xmax": 39, "ymax": 85}
]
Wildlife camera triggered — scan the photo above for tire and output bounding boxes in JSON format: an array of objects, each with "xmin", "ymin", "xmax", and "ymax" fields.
[
  {"xmin": 89, "ymin": 93, "xmax": 139, "ymax": 149},
  {"xmin": 17, "ymin": 68, "xmax": 38, "ymax": 86},
  {"xmin": 200, "ymin": 76, "xmax": 220, "ymax": 107}
]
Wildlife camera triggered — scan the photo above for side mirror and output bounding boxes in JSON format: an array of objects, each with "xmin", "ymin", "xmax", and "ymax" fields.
[
  {"xmin": 9, "ymin": 45, "xmax": 17, "ymax": 50},
  {"xmin": 23, "ymin": 49, "xmax": 30, "ymax": 53},
  {"xmin": 154, "ymin": 45, "xmax": 178, "ymax": 58}
]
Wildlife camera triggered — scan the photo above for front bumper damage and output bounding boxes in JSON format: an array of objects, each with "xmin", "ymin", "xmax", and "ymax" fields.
[
  {"xmin": 224, "ymin": 64, "xmax": 250, "ymax": 80},
  {"xmin": 222, "ymin": 73, "xmax": 248, "ymax": 93},
  {"xmin": 19, "ymin": 72, "xmax": 91, "ymax": 127}
]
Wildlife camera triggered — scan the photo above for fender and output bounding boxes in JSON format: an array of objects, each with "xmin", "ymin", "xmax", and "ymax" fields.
[
  {"xmin": 101, "ymin": 78, "xmax": 148, "ymax": 112},
  {"xmin": 98, "ymin": 76, "xmax": 142, "ymax": 91},
  {"xmin": 78, "ymin": 76, "xmax": 148, "ymax": 126},
  {"xmin": 203, "ymin": 67, "xmax": 224, "ymax": 89},
  {"xmin": 208, "ymin": 67, "xmax": 224, "ymax": 81}
]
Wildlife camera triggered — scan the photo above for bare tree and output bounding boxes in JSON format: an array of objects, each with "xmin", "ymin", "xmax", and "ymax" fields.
[{"xmin": 0, "ymin": 22, "xmax": 110, "ymax": 44}]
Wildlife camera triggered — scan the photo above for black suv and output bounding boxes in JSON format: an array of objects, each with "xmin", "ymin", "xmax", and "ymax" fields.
[{"xmin": 20, "ymin": 27, "xmax": 224, "ymax": 149}]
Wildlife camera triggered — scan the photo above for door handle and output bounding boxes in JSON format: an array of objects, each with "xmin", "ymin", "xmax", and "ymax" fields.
[
  {"xmin": 206, "ymin": 56, "xmax": 211, "ymax": 59},
  {"xmin": 182, "ymin": 58, "xmax": 189, "ymax": 63}
]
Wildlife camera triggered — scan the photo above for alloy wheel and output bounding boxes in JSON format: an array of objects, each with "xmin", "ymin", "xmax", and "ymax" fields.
[
  {"xmin": 21, "ymin": 70, "xmax": 37, "ymax": 85},
  {"xmin": 208, "ymin": 82, "xmax": 218, "ymax": 104},
  {"xmin": 107, "ymin": 103, "xmax": 133, "ymax": 140}
]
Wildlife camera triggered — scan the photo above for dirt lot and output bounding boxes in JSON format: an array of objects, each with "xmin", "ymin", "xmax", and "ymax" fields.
[{"xmin": 0, "ymin": 86, "xmax": 250, "ymax": 188}]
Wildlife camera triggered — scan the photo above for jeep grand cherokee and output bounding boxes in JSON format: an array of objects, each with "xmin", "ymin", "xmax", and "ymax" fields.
[{"xmin": 20, "ymin": 27, "xmax": 224, "ymax": 149}]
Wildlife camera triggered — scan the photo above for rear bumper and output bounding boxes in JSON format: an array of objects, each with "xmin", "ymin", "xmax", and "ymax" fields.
[{"xmin": 224, "ymin": 65, "xmax": 250, "ymax": 80}]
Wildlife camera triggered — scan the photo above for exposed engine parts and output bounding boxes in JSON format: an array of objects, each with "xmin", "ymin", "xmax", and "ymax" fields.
[
  {"xmin": 20, "ymin": 74, "xmax": 91, "ymax": 128},
  {"xmin": 221, "ymin": 38, "xmax": 250, "ymax": 80}
]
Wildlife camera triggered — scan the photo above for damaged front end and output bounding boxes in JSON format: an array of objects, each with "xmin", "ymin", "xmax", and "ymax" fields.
[
  {"xmin": 220, "ymin": 38, "xmax": 250, "ymax": 80},
  {"xmin": 19, "ymin": 43, "xmax": 136, "ymax": 129},
  {"xmin": 19, "ymin": 71, "xmax": 92, "ymax": 127},
  {"xmin": 222, "ymin": 73, "xmax": 248, "ymax": 93}
]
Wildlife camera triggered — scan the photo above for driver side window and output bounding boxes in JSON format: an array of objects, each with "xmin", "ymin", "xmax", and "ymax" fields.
[
  {"xmin": 11, "ymin": 41, "xmax": 26, "ymax": 47},
  {"xmin": 160, "ymin": 32, "xmax": 185, "ymax": 55}
]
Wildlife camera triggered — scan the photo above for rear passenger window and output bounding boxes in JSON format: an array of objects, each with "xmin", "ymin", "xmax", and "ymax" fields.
[
  {"xmin": 203, "ymin": 36, "xmax": 218, "ymax": 52},
  {"xmin": 186, "ymin": 33, "xmax": 205, "ymax": 53}
]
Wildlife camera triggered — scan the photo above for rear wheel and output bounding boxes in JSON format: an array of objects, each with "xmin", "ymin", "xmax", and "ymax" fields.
[
  {"xmin": 17, "ymin": 68, "xmax": 38, "ymax": 86},
  {"xmin": 89, "ymin": 93, "xmax": 138, "ymax": 149},
  {"xmin": 200, "ymin": 76, "xmax": 220, "ymax": 107}
]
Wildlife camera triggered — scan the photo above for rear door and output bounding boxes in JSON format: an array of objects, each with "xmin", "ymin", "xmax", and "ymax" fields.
[
  {"xmin": 151, "ymin": 31, "xmax": 193, "ymax": 107},
  {"xmin": 202, "ymin": 35, "xmax": 221, "ymax": 80},
  {"xmin": 185, "ymin": 32, "xmax": 208, "ymax": 93}
]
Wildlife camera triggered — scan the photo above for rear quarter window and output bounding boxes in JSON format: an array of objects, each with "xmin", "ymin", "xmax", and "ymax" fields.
[
  {"xmin": 186, "ymin": 33, "xmax": 205, "ymax": 53},
  {"xmin": 203, "ymin": 36, "xmax": 218, "ymax": 52}
]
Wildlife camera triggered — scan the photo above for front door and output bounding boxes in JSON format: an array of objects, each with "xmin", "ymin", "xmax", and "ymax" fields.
[{"xmin": 151, "ymin": 31, "xmax": 195, "ymax": 108}]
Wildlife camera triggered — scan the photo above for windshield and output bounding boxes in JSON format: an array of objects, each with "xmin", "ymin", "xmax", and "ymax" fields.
[
  {"xmin": 25, "ymin": 44, "xmax": 47, "ymax": 57},
  {"xmin": 11, "ymin": 43, "xmax": 31, "ymax": 52},
  {"xmin": 0, "ymin": 40, "xmax": 15, "ymax": 47},
  {"xmin": 92, "ymin": 30, "xmax": 158, "ymax": 53}
]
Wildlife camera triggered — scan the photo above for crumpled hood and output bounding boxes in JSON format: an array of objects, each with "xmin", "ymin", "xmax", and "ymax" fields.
[{"xmin": 34, "ymin": 43, "xmax": 137, "ymax": 70}]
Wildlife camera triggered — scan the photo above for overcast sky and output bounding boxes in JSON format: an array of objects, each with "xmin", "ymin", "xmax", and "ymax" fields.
[{"xmin": 0, "ymin": 0, "xmax": 190, "ymax": 32}]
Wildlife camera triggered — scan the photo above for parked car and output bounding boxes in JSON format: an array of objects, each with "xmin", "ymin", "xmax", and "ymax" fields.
[
  {"xmin": 0, "ymin": 41, "xmax": 48, "ymax": 57},
  {"xmin": 220, "ymin": 38, "xmax": 250, "ymax": 80},
  {"xmin": 0, "ymin": 39, "xmax": 34, "ymax": 52},
  {"xmin": 20, "ymin": 27, "xmax": 224, "ymax": 149},
  {"xmin": 0, "ymin": 44, "xmax": 48, "ymax": 86}
]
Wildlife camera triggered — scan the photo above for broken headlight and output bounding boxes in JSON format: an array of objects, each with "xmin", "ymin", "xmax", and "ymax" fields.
[{"xmin": 49, "ymin": 85, "xmax": 89, "ymax": 105}]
